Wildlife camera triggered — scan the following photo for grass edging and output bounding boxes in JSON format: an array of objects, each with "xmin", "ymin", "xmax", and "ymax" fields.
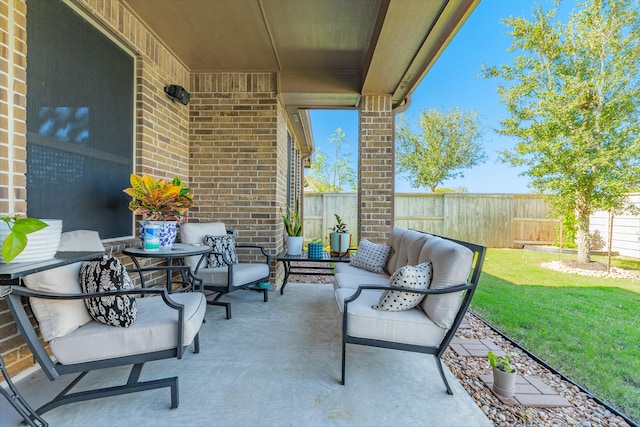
[{"xmin": 470, "ymin": 310, "xmax": 639, "ymax": 427}]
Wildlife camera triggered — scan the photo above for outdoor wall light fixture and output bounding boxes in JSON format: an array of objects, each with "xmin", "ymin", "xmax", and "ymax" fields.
[{"xmin": 164, "ymin": 84, "xmax": 190, "ymax": 105}]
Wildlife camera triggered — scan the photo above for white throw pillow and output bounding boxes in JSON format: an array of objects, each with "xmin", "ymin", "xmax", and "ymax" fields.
[
  {"xmin": 23, "ymin": 263, "xmax": 93, "ymax": 341},
  {"xmin": 349, "ymin": 239, "xmax": 391, "ymax": 274},
  {"xmin": 373, "ymin": 262, "xmax": 432, "ymax": 311},
  {"xmin": 22, "ymin": 230, "xmax": 104, "ymax": 341}
]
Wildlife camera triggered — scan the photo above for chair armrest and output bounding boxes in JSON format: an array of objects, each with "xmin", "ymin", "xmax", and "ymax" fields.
[
  {"xmin": 234, "ymin": 244, "xmax": 271, "ymax": 265},
  {"xmin": 209, "ymin": 245, "xmax": 271, "ymax": 266},
  {"xmin": 5, "ymin": 284, "xmax": 193, "ymax": 378},
  {"xmin": 9, "ymin": 284, "xmax": 185, "ymax": 309}
]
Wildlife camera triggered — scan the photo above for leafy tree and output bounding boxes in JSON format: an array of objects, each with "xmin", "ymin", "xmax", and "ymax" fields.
[
  {"xmin": 395, "ymin": 108, "xmax": 486, "ymax": 192},
  {"xmin": 484, "ymin": 0, "xmax": 640, "ymax": 263},
  {"xmin": 307, "ymin": 128, "xmax": 357, "ymax": 192}
]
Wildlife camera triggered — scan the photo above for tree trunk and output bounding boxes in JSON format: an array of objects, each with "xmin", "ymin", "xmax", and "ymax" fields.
[{"xmin": 576, "ymin": 211, "xmax": 592, "ymax": 264}]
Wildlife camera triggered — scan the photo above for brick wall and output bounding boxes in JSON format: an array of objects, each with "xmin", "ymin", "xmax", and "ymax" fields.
[
  {"xmin": 0, "ymin": 0, "xmax": 311, "ymax": 378},
  {"xmin": 0, "ymin": 0, "xmax": 192, "ymax": 378},
  {"xmin": 189, "ymin": 73, "xmax": 282, "ymax": 256},
  {"xmin": 358, "ymin": 95, "xmax": 395, "ymax": 243}
]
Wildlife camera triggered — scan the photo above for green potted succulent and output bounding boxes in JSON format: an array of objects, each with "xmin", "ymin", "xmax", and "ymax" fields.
[
  {"xmin": 123, "ymin": 174, "xmax": 193, "ymax": 249},
  {"xmin": 329, "ymin": 214, "xmax": 350, "ymax": 256},
  {"xmin": 488, "ymin": 351, "xmax": 517, "ymax": 397},
  {"xmin": 281, "ymin": 200, "xmax": 303, "ymax": 255},
  {"xmin": 0, "ymin": 215, "xmax": 62, "ymax": 264}
]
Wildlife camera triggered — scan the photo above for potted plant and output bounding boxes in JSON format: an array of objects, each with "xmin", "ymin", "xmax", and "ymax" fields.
[
  {"xmin": 488, "ymin": 351, "xmax": 517, "ymax": 397},
  {"xmin": 329, "ymin": 214, "xmax": 350, "ymax": 256},
  {"xmin": 281, "ymin": 200, "xmax": 303, "ymax": 255},
  {"xmin": 123, "ymin": 174, "xmax": 193, "ymax": 249},
  {"xmin": 0, "ymin": 215, "xmax": 63, "ymax": 264}
]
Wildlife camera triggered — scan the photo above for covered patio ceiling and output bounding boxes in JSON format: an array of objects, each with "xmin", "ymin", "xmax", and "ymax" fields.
[{"xmin": 122, "ymin": 0, "xmax": 479, "ymax": 151}]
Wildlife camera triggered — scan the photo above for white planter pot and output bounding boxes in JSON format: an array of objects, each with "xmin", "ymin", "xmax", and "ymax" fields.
[
  {"xmin": 330, "ymin": 232, "xmax": 350, "ymax": 255},
  {"xmin": 0, "ymin": 219, "xmax": 63, "ymax": 264},
  {"xmin": 492, "ymin": 367, "xmax": 516, "ymax": 397},
  {"xmin": 286, "ymin": 236, "xmax": 304, "ymax": 256}
]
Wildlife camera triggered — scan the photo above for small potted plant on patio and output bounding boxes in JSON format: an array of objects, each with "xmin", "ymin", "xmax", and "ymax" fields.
[
  {"xmin": 1, "ymin": 214, "xmax": 62, "ymax": 264},
  {"xmin": 281, "ymin": 199, "xmax": 303, "ymax": 255},
  {"xmin": 329, "ymin": 214, "xmax": 350, "ymax": 256},
  {"xmin": 488, "ymin": 351, "xmax": 517, "ymax": 397},
  {"xmin": 123, "ymin": 174, "xmax": 193, "ymax": 249}
]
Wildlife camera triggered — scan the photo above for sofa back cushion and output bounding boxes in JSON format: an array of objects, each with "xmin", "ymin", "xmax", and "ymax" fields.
[
  {"xmin": 384, "ymin": 228, "xmax": 428, "ymax": 274},
  {"xmin": 419, "ymin": 235, "xmax": 473, "ymax": 328}
]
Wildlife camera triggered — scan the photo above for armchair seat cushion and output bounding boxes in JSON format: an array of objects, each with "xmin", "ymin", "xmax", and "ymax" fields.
[
  {"xmin": 196, "ymin": 263, "xmax": 269, "ymax": 288},
  {"xmin": 49, "ymin": 292, "xmax": 206, "ymax": 365},
  {"xmin": 335, "ymin": 288, "xmax": 446, "ymax": 347}
]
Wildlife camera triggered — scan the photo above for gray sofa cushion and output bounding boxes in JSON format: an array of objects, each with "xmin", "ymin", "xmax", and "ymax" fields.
[
  {"xmin": 384, "ymin": 227, "xmax": 428, "ymax": 274},
  {"xmin": 419, "ymin": 236, "xmax": 473, "ymax": 329},
  {"xmin": 50, "ymin": 292, "xmax": 206, "ymax": 365},
  {"xmin": 333, "ymin": 271, "xmax": 390, "ymax": 292},
  {"xmin": 335, "ymin": 287, "xmax": 446, "ymax": 347}
]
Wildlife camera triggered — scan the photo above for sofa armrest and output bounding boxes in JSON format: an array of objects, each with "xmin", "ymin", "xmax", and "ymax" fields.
[{"xmin": 344, "ymin": 282, "xmax": 476, "ymax": 306}]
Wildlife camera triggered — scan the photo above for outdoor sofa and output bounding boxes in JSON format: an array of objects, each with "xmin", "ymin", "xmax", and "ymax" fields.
[{"xmin": 334, "ymin": 227, "xmax": 485, "ymax": 393}]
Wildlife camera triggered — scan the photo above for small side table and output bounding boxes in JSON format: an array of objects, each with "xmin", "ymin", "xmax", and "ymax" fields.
[
  {"xmin": 122, "ymin": 243, "xmax": 211, "ymax": 291},
  {"xmin": 276, "ymin": 251, "xmax": 352, "ymax": 295}
]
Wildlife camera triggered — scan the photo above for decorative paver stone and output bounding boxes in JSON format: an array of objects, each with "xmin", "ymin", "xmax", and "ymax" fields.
[
  {"xmin": 479, "ymin": 374, "xmax": 571, "ymax": 408},
  {"xmin": 450, "ymin": 338, "xmax": 506, "ymax": 357}
]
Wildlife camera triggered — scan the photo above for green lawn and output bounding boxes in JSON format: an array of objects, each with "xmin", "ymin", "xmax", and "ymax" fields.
[{"xmin": 470, "ymin": 249, "xmax": 640, "ymax": 424}]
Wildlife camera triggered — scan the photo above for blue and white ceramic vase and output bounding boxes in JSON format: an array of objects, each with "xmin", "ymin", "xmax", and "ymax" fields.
[{"xmin": 139, "ymin": 220, "xmax": 178, "ymax": 249}]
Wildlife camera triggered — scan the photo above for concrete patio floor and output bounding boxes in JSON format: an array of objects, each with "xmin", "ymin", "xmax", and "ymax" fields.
[{"xmin": 1, "ymin": 282, "xmax": 491, "ymax": 427}]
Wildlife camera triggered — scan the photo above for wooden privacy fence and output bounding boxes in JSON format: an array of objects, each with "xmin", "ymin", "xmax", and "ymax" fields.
[{"xmin": 303, "ymin": 193, "xmax": 559, "ymax": 248}]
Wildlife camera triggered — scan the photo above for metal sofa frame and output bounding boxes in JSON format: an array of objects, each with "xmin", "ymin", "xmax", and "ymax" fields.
[{"xmin": 341, "ymin": 234, "xmax": 486, "ymax": 394}]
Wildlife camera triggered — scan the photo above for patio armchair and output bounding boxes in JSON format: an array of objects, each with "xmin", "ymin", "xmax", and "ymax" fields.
[
  {"xmin": 180, "ymin": 222, "xmax": 270, "ymax": 319},
  {"xmin": 4, "ymin": 230, "xmax": 206, "ymax": 419}
]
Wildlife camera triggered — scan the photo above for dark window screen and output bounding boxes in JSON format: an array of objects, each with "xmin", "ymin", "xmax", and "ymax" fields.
[{"xmin": 26, "ymin": 0, "xmax": 133, "ymax": 239}]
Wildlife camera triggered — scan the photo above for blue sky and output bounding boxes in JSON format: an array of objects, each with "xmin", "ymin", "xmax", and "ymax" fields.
[{"xmin": 309, "ymin": 0, "xmax": 576, "ymax": 194}]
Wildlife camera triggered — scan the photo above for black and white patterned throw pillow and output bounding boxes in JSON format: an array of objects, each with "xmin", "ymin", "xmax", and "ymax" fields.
[
  {"xmin": 204, "ymin": 234, "xmax": 239, "ymax": 268},
  {"xmin": 372, "ymin": 262, "xmax": 432, "ymax": 311},
  {"xmin": 80, "ymin": 256, "xmax": 137, "ymax": 327},
  {"xmin": 349, "ymin": 239, "xmax": 392, "ymax": 274}
]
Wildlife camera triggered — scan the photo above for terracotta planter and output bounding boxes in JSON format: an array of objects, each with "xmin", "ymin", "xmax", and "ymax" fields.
[{"xmin": 492, "ymin": 367, "xmax": 516, "ymax": 397}]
